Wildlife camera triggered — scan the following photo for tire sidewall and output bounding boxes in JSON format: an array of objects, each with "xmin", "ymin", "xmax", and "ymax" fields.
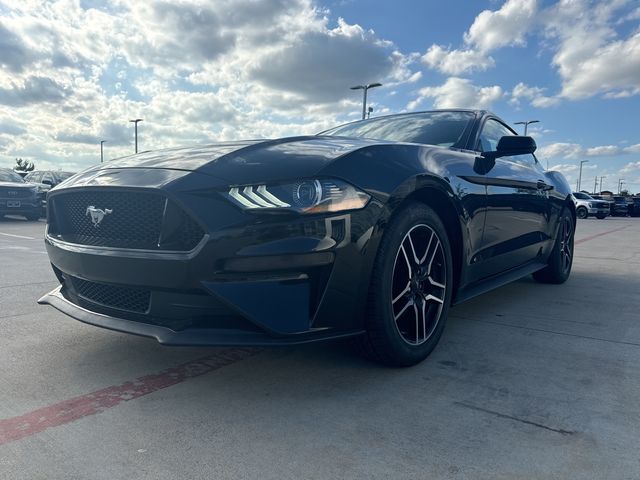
[
  {"xmin": 576, "ymin": 207, "xmax": 587, "ymax": 219},
  {"xmin": 550, "ymin": 208, "xmax": 575, "ymax": 281}
]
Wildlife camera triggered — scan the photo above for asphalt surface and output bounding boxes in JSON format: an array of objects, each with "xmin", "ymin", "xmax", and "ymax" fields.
[{"xmin": 0, "ymin": 214, "xmax": 639, "ymax": 479}]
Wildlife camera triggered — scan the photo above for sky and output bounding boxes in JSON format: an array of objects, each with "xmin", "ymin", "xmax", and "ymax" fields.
[{"xmin": 0, "ymin": 0, "xmax": 639, "ymax": 193}]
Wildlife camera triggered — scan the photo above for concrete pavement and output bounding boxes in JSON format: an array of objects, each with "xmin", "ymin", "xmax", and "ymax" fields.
[{"xmin": 1, "ymin": 215, "xmax": 639, "ymax": 479}]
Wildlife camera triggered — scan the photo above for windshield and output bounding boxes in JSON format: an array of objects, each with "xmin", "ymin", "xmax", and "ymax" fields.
[
  {"xmin": 321, "ymin": 111, "xmax": 475, "ymax": 147},
  {"xmin": 573, "ymin": 192, "xmax": 592, "ymax": 200},
  {"xmin": 58, "ymin": 172, "xmax": 75, "ymax": 181},
  {"xmin": 0, "ymin": 170, "xmax": 25, "ymax": 183}
]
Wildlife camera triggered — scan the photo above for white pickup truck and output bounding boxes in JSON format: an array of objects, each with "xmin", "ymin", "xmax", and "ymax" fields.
[{"xmin": 572, "ymin": 192, "xmax": 610, "ymax": 219}]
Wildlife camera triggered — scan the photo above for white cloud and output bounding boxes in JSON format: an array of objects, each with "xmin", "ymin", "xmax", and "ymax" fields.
[
  {"xmin": 543, "ymin": 0, "xmax": 640, "ymax": 99},
  {"xmin": 250, "ymin": 18, "xmax": 401, "ymax": 101},
  {"xmin": 549, "ymin": 163, "xmax": 597, "ymax": 174},
  {"xmin": 421, "ymin": 0, "xmax": 640, "ymax": 103},
  {"xmin": 538, "ymin": 142, "xmax": 640, "ymax": 159},
  {"xmin": 464, "ymin": 0, "xmax": 538, "ymax": 52},
  {"xmin": 538, "ymin": 142, "xmax": 584, "ymax": 159},
  {"xmin": 421, "ymin": 0, "xmax": 538, "ymax": 75},
  {"xmin": 510, "ymin": 82, "xmax": 559, "ymax": 108},
  {"xmin": 408, "ymin": 77, "xmax": 503, "ymax": 110},
  {"xmin": 0, "ymin": 0, "xmax": 420, "ymax": 172},
  {"xmin": 621, "ymin": 161, "xmax": 640, "ymax": 174},
  {"xmin": 421, "ymin": 45, "xmax": 494, "ymax": 75}
]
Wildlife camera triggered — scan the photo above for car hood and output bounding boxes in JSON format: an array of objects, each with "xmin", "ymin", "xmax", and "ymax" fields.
[{"xmin": 73, "ymin": 136, "xmax": 382, "ymax": 186}]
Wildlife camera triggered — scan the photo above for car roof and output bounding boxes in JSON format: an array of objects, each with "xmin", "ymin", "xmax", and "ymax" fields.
[{"xmin": 322, "ymin": 109, "xmax": 489, "ymax": 130}]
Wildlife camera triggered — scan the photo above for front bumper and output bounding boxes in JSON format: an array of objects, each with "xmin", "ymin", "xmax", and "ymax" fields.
[
  {"xmin": 587, "ymin": 207, "xmax": 609, "ymax": 216},
  {"xmin": 39, "ymin": 172, "xmax": 383, "ymax": 345},
  {"xmin": 0, "ymin": 198, "xmax": 40, "ymax": 215},
  {"xmin": 39, "ymin": 285, "xmax": 361, "ymax": 345}
]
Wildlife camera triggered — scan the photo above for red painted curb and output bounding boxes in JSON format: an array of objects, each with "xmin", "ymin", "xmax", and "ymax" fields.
[
  {"xmin": 0, "ymin": 348, "xmax": 260, "ymax": 446},
  {"xmin": 575, "ymin": 225, "xmax": 628, "ymax": 245}
]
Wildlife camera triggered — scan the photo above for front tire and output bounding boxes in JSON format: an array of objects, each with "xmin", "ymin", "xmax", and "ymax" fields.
[
  {"xmin": 356, "ymin": 203, "xmax": 453, "ymax": 367},
  {"xmin": 25, "ymin": 213, "xmax": 40, "ymax": 221},
  {"xmin": 576, "ymin": 206, "xmax": 587, "ymax": 219},
  {"xmin": 533, "ymin": 207, "xmax": 574, "ymax": 284},
  {"xmin": 596, "ymin": 214, "xmax": 606, "ymax": 219}
]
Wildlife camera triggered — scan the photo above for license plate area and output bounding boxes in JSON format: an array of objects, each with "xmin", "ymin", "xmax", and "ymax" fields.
[{"xmin": 7, "ymin": 200, "xmax": 21, "ymax": 207}]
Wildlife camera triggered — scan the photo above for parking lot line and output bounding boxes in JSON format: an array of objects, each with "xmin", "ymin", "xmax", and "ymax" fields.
[
  {"xmin": 575, "ymin": 225, "xmax": 628, "ymax": 245},
  {"xmin": 0, "ymin": 348, "xmax": 260, "ymax": 446},
  {"xmin": 0, "ymin": 232, "xmax": 36, "ymax": 240}
]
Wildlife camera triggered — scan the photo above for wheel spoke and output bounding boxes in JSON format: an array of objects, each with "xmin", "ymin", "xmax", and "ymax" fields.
[
  {"xmin": 423, "ymin": 293, "xmax": 444, "ymax": 305},
  {"xmin": 392, "ymin": 282, "xmax": 411, "ymax": 304},
  {"xmin": 406, "ymin": 232, "xmax": 420, "ymax": 265},
  {"xmin": 418, "ymin": 231, "xmax": 434, "ymax": 264},
  {"xmin": 427, "ymin": 239, "xmax": 441, "ymax": 275},
  {"xmin": 421, "ymin": 299, "xmax": 427, "ymax": 343},
  {"xmin": 399, "ymin": 244, "xmax": 413, "ymax": 278},
  {"xmin": 394, "ymin": 298, "xmax": 413, "ymax": 320},
  {"xmin": 427, "ymin": 276, "xmax": 445, "ymax": 290},
  {"xmin": 413, "ymin": 303, "xmax": 420, "ymax": 344}
]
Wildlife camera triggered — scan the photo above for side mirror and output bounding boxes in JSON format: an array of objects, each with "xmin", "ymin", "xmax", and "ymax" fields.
[
  {"xmin": 42, "ymin": 179, "xmax": 53, "ymax": 186},
  {"xmin": 482, "ymin": 135, "xmax": 536, "ymax": 160}
]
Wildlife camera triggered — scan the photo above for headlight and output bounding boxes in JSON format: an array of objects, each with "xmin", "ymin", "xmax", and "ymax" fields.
[{"xmin": 226, "ymin": 178, "xmax": 370, "ymax": 214}]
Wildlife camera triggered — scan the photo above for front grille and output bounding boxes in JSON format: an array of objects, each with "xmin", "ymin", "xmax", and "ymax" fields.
[
  {"xmin": 0, "ymin": 187, "xmax": 32, "ymax": 198},
  {"xmin": 69, "ymin": 276, "xmax": 150, "ymax": 313},
  {"xmin": 49, "ymin": 190, "xmax": 204, "ymax": 251}
]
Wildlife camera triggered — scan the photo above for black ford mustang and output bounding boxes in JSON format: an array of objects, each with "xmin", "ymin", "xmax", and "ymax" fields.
[{"xmin": 39, "ymin": 110, "xmax": 575, "ymax": 366}]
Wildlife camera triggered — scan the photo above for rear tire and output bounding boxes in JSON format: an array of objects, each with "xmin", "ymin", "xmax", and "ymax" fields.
[
  {"xmin": 356, "ymin": 203, "xmax": 453, "ymax": 367},
  {"xmin": 596, "ymin": 214, "xmax": 606, "ymax": 219},
  {"xmin": 25, "ymin": 213, "xmax": 40, "ymax": 221},
  {"xmin": 576, "ymin": 206, "xmax": 587, "ymax": 219},
  {"xmin": 533, "ymin": 207, "xmax": 574, "ymax": 284}
]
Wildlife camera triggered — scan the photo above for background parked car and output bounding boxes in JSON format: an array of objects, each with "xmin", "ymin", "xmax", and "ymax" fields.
[
  {"xmin": 0, "ymin": 168, "xmax": 41, "ymax": 220},
  {"xmin": 572, "ymin": 192, "xmax": 609, "ymax": 219},
  {"xmin": 24, "ymin": 170, "xmax": 75, "ymax": 217},
  {"xmin": 611, "ymin": 196, "xmax": 630, "ymax": 216},
  {"xmin": 632, "ymin": 197, "xmax": 640, "ymax": 217}
]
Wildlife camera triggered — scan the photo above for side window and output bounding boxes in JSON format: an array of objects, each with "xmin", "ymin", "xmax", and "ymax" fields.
[
  {"xmin": 29, "ymin": 172, "xmax": 42, "ymax": 183},
  {"xmin": 477, "ymin": 119, "xmax": 514, "ymax": 152}
]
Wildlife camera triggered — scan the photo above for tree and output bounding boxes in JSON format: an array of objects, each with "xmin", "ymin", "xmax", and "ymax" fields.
[
  {"xmin": 14, "ymin": 158, "xmax": 35, "ymax": 172},
  {"xmin": 620, "ymin": 189, "xmax": 631, "ymax": 197}
]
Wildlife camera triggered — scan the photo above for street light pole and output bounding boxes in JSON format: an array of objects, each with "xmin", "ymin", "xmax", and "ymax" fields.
[
  {"xmin": 514, "ymin": 119, "xmax": 540, "ymax": 136},
  {"xmin": 100, "ymin": 140, "xmax": 106, "ymax": 163},
  {"xmin": 577, "ymin": 160, "xmax": 588, "ymax": 192},
  {"xmin": 350, "ymin": 83, "xmax": 382, "ymax": 120},
  {"xmin": 618, "ymin": 179, "xmax": 625, "ymax": 194},
  {"xmin": 599, "ymin": 176, "xmax": 606, "ymax": 193},
  {"xmin": 129, "ymin": 118, "xmax": 143, "ymax": 153}
]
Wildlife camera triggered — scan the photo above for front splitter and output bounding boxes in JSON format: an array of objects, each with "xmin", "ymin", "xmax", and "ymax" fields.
[{"xmin": 38, "ymin": 286, "xmax": 363, "ymax": 346}]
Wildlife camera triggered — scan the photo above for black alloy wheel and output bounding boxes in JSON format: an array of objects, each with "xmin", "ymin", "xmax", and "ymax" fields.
[
  {"xmin": 533, "ymin": 207, "xmax": 574, "ymax": 284},
  {"xmin": 391, "ymin": 224, "xmax": 447, "ymax": 346},
  {"xmin": 356, "ymin": 203, "xmax": 453, "ymax": 367}
]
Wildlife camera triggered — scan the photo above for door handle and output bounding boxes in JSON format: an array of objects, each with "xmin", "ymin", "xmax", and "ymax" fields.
[{"xmin": 537, "ymin": 180, "xmax": 554, "ymax": 191}]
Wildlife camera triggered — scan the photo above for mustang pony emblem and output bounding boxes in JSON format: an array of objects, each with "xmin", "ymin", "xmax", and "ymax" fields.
[{"xmin": 85, "ymin": 206, "xmax": 112, "ymax": 227}]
